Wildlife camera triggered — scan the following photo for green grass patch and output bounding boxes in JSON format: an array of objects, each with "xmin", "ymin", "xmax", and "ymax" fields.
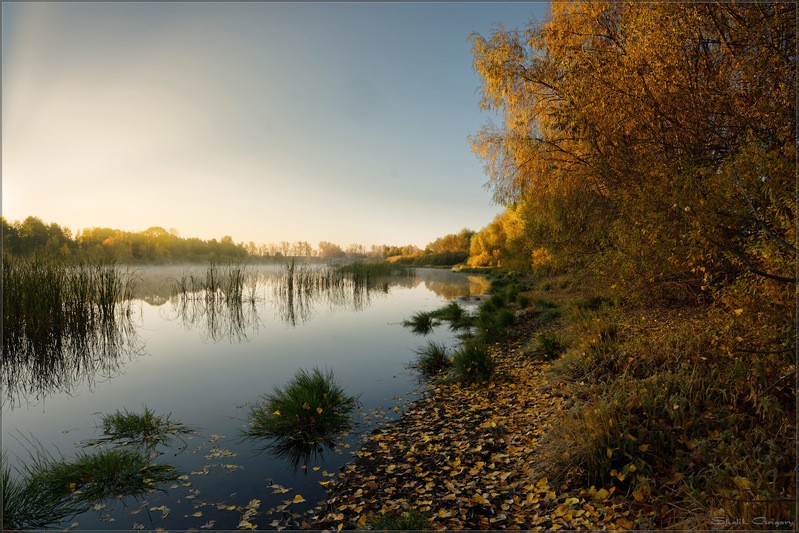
[
  {"xmin": 410, "ymin": 341, "xmax": 452, "ymax": 377},
  {"xmin": 401, "ymin": 311, "xmax": 441, "ymax": 335},
  {"xmin": 452, "ymin": 340, "xmax": 495, "ymax": 383},
  {"xmin": 474, "ymin": 303, "xmax": 515, "ymax": 342},
  {"xmin": 93, "ymin": 406, "xmax": 195, "ymax": 447},
  {"xmin": 25, "ymin": 448, "xmax": 178, "ymax": 504},
  {"xmin": 429, "ymin": 301, "xmax": 473, "ymax": 331},
  {"xmin": 523, "ymin": 331, "xmax": 566, "ymax": 360},
  {"xmin": 516, "ymin": 294, "xmax": 531, "ymax": 308},
  {"xmin": 2, "ymin": 460, "xmax": 84, "ymax": 530},
  {"xmin": 247, "ymin": 367, "xmax": 359, "ymax": 444}
]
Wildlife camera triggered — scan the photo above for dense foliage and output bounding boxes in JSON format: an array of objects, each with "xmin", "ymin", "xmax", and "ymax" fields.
[
  {"xmin": 468, "ymin": 2, "xmax": 794, "ymax": 303},
  {"xmin": 465, "ymin": 3, "xmax": 795, "ymax": 527},
  {"xmin": 2, "ymin": 216, "xmax": 246, "ymax": 263}
]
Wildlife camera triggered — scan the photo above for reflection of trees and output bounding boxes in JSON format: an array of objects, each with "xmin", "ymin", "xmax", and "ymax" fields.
[{"xmin": 415, "ymin": 269, "xmax": 491, "ymax": 300}]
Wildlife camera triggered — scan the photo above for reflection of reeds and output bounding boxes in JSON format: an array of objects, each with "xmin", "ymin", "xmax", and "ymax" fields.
[
  {"xmin": 171, "ymin": 263, "xmax": 253, "ymax": 304},
  {"xmin": 2, "ymin": 255, "xmax": 142, "ymax": 407},
  {"xmin": 273, "ymin": 261, "xmax": 413, "ymax": 326},
  {"xmin": 169, "ymin": 261, "xmax": 419, "ymax": 333},
  {"xmin": 170, "ymin": 263, "xmax": 261, "ymax": 342}
]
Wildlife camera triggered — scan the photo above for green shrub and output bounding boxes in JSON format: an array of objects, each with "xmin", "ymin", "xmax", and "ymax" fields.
[
  {"xmin": 247, "ymin": 368, "xmax": 358, "ymax": 443},
  {"xmin": 411, "ymin": 341, "xmax": 451, "ymax": 377},
  {"xmin": 452, "ymin": 340, "xmax": 495, "ymax": 383}
]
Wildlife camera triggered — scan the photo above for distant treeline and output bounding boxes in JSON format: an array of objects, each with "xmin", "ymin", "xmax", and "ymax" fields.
[
  {"xmin": 2, "ymin": 217, "xmax": 245, "ymax": 263},
  {"xmin": 2, "ymin": 216, "xmax": 475, "ymax": 266}
]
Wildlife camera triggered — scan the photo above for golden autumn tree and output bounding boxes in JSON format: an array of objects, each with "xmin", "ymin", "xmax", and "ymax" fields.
[{"xmin": 470, "ymin": 2, "xmax": 795, "ymax": 307}]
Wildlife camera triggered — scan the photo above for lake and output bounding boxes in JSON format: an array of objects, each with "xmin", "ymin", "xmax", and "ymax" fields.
[{"xmin": 2, "ymin": 263, "xmax": 488, "ymax": 530}]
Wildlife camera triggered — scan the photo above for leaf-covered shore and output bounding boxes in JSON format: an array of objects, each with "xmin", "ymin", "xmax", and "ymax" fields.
[
  {"xmin": 311, "ymin": 346, "xmax": 640, "ymax": 530},
  {"xmin": 307, "ymin": 268, "xmax": 795, "ymax": 531}
]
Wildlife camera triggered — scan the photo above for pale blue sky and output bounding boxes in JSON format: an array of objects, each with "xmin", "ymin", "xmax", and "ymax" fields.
[{"xmin": 2, "ymin": 2, "xmax": 548, "ymax": 248}]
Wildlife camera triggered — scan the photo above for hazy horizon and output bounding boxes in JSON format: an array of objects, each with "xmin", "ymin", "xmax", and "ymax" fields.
[{"xmin": 2, "ymin": 2, "xmax": 549, "ymax": 249}]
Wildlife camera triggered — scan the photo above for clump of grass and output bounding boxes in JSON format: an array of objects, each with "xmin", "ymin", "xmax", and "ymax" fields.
[
  {"xmin": 2, "ymin": 460, "xmax": 83, "ymax": 530},
  {"xmin": 474, "ymin": 303, "xmax": 515, "ymax": 342},
  {"xmin": 94, "ymin": 406, "xmax": 195, "ymax": 447},
  {"xmin": 452, "ymin": 340, "xmax": 495, "ymax": 383},
  {"xmin": 489, "ymin": 292, "xmax": 507, "ymax": 307},
  {"xmin": 516, "ymin": 294, "xmax": 531, "ymax": 308},
  {"xmin": 402, "ymin": 311, "xmax": 440, "ymax": 335},
  {"xmin": 411, "ymin": 341, "xmax": 451, "ymax": 377},
  {"xmin": 523, "ymin": 331, "xmax": 566, "ymax": 360},
  {"xmin": 247, "ymin": 368, "xmax": 358, "ymax": 443},
  {"xmin": 368, "ymin": 509, "xmax": 430, "ymax": 530},
  {"xmin": 429, "ymin": 301, "xmax": 473, "ymax": 331},
  {"xmin": 25, "ymin": 448, "xmax": 178, "ymax": 504},
  {"xmin": 576, "ymin": 295, "xmax": 615, "ymax": 311}
]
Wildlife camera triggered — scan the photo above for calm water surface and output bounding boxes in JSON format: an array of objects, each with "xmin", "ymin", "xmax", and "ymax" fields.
[{"xmin": 3, "ymin": 265, "xmax": 488, "ymax": 530}]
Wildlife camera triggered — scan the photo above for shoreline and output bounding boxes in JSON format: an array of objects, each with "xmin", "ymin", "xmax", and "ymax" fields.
[{"xmin": 307, "ymin": 305, "xmax": 643, "ymax": 530}]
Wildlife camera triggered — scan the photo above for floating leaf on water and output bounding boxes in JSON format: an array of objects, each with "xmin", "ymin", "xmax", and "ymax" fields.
[
  {"xmin": 288, "ymin": 494, "xmax": 306, "ymax": 504},
  {"xmin": 149, "ymin": 505, "xmax": 171, "ymax": 518}
]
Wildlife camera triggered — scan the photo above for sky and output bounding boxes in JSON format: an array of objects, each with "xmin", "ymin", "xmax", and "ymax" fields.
[{"xmin": 2, "ymin": 2, "xmax": 549, "ymax": 249}]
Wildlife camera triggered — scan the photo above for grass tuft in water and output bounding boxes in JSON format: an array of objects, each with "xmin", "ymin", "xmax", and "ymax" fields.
[
  {"xmin": 95, "ymin": 406, "xmax": 195, "ymax": 447},
  {"xmin": 28, "ymin": 448, "xmax": 179, "ymax": 503},
  {"xmin": 410, "ymin": 341, "xmax": 452, "ymax": 377},
  {"xmin": 247, "ymin": 368, "xmax": 359, "ymax": 444},
  {"xmin": 401, "ymin": 311, "xmax": 441, "ymax": 335},
  {"xmin": 429, "ymin": 301, "xmax": 473, "ymax": 331},
  {"xmin": 2, "ymin": 459, "xmax": 84, "ymax": 531}
]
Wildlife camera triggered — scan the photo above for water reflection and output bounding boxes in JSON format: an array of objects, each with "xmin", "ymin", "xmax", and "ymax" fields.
[
  {"xmin": 250, "ymin": 434, "xmax": 337, "ymax": 474},
  {"xmin": 4, "ymin": 263, "xmax": 487, "ymax": 407},
  {"xmin": 170, "ymin": 295, "xmax": 261, "ymax": 342},
  {"xmin": 2, "ymin": 257, "xmax": 144, "ymax": 409}
]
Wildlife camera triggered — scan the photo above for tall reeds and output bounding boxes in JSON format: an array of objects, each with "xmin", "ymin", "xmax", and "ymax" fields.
[
  {"xmin": 274, "ymin": 260, "xmax": 415, "ymax": 325},
  {"xmin": 170, "ymin": 263, "xmax": 260, "ymax": 341},
  {"xmin": 2, "ymin": 255, "xmax": 141, "ymax": 406}
]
